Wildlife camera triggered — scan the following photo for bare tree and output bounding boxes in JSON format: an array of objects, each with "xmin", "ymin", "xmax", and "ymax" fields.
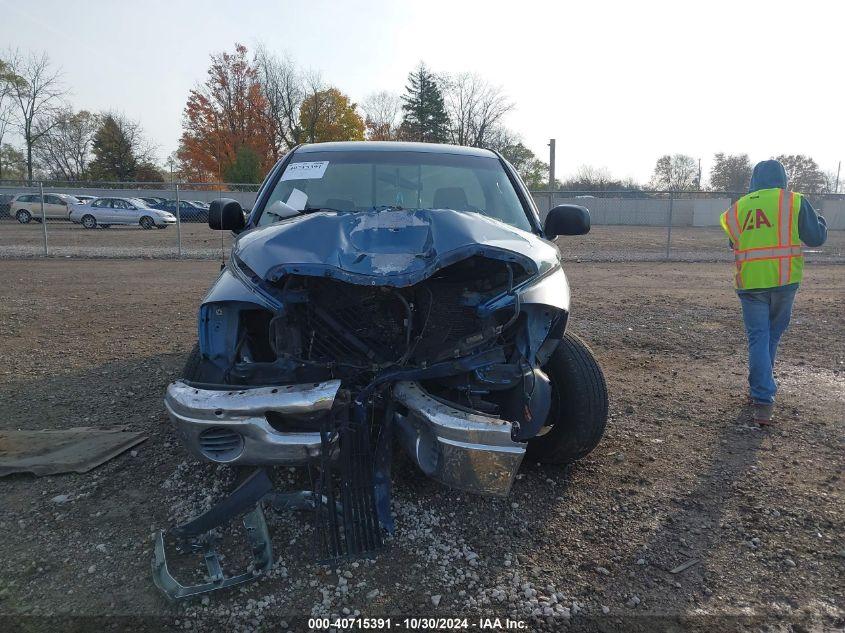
[
  {"xmin": 572, "ymin": 165, "xmax": 616, "ymax": 187},
  {"xmin": 559, "ymin": 165, "xmax": 640, "ymax": 192},
  {"xmin": 822, "ymin": 169, "xmax": 840, "ymax": 194},
  {"xmin": 775, "ymin": 154, "xmax": 826, "ymax": 193},
  {"xmin": 443, "ymin": 72, "xmax": 513, "ymax": 147},
  {"xmin": 1, "ymin": 49, "xmax": 67, "ymax": 182},
  {"xmin": 482, "ymin": 124, "xmax": 520, "ymax": 154},
  {"xmin": 33, "ymin": 108, "xmax": 99, "ymax": 180},
  {"xmin": 297, "ymin": 71, "xmax": 331, "ymax": 144},
  {"xmin": 253, "ymin": 46, "xmax": 328, "ymax": 153},
  {"xmin": 0, "ymin": 61, "xmax": 15, "ymax": 179},
  {"xmin": 648, "ymin": 154, "xmax": 699, "ymax": 190},
  {"xmin": 361, "ymin": 91, "xmax": 402, "ymax": 141},
  {"xmin": 708, "ymin": 153, "xmax": 752, "ymax": 192}
]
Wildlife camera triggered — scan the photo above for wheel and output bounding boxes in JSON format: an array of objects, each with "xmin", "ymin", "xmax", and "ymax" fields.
[
  {"xmin": 81, "ymin": 214, "xmax": 97, "ymax": 229},
  {"xmin": 526, "ymin": 332, "xmax": 608, "ymax": 464},
  {"xmin": 181, "ymin": 344, "xmax": 223, "ymax": 382},
  {"xmin": 139, "ymin": 216, "xmax": 154, "ymax": 230},
  {"xmin": 16, "ymin": 210, "xmax": 32, "ymax": 224},
  {"xmin": 182, "ymin": 344, "xmax": 202, "ymax": 380}
]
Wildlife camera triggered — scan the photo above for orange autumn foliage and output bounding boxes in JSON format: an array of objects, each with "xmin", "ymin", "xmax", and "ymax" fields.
[{"xmin": 177, "ymin": 44, "xmax": 275, "ymax": 183}]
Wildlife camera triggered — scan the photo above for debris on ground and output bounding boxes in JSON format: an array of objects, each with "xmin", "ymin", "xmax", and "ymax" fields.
[{"xmin": 0, "ymin": 426, "xmax": 147, "ymax": 476}]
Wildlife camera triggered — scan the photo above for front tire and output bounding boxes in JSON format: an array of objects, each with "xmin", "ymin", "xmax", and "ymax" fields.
[
  {"xmin": 527, "ymin": 332, "xmax": 608, "ymax": 464},
  {"xmin": 181, "ymin": 343, "xmax": 226, "ymax": 383},
  {"xmin": 139, "ymin": 216, "xmax": 154, "ymax": 230},
  {"xmin": 81, "ymin": 214, "xmax": 97, "ymax": 229},
  {"xmin": 182, "ymin": 344, "xmax": 202, "ymax": 380},
  {"xmin": 16, "ymin": 210, "xmax": 32, "ymax": 224}
]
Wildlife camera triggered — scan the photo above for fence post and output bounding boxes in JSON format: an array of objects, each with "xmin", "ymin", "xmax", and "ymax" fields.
[
  {"xmin": 664, "ymin": 191, "xmax": 674, "ymax": 261},
  {"xmin": 175, "ymin": 182, "xmax": 182, "ymax": 258},
  {"xmin": 39, "ymin": 182, "xmax": 48, "ymax": 256}
]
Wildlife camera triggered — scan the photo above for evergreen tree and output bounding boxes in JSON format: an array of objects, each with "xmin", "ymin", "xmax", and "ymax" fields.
[
  {"xmin": 400, "ymin": 63, "xmax": 449, "ymax": 143},
  {"xmin": 223, "ymin": 145, "xmax": 263, "ymax": 183},
  {"xmin": 89, "ymin": 115, "xmax": 137, "ymax": 181}
]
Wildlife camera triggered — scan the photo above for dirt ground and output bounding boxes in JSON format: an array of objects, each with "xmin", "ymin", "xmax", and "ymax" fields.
[
  {"xmin": 0, "ymin": 259, "xmax": 842, "ymax": 632},
  {"xmin": 1, "ymin": 218, "xmax": 843, "ymax": 263}
]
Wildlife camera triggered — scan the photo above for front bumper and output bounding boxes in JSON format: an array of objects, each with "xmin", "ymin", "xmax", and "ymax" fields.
[
  {"xmin": 164, "ymin": 379, "xmax": 341, "ymax": 465},
  {"xmin": 165, "ymin": 379, "xmax": 525, "ymax": 497},
  {"xmin": 392, "ymin": 381, "xmax": 525, "ymax": 497}
]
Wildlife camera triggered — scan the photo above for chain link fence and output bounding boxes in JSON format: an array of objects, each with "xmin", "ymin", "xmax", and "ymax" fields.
[
  {"xmin": 1, "ymin": 181, "xmax": 842, "ymax": 262},
  {"xmin": 0, "ymin": 180, "xmax": 260, "ymax": 259},
  {"xmin": 531, "ymin": 189, "xmax": 844, "ymax": 263}
]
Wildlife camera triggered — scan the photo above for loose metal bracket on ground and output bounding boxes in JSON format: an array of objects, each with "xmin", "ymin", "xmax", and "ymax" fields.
[
  {"xmin": 151, "ymin": 468, "xmax": 275, "ymax": 600},
  {"xmin": 151, "ymin": 468, "xmax": 369, "ymax": 600}
]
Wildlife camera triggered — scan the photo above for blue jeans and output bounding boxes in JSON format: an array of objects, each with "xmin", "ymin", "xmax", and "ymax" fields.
[{"xmin": 738, "ymin": 285, "xmax": 798, "ymax": 404}]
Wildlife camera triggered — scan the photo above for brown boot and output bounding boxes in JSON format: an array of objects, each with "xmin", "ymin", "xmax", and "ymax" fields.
[{"xmin": 753, "ymin": 403, "xmax": 774, "ymax": 426}]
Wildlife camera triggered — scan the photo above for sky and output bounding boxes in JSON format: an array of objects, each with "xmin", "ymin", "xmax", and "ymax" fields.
[{"xmin": 2, "ymin": 0, "xmax": 843, "ymax": 184}]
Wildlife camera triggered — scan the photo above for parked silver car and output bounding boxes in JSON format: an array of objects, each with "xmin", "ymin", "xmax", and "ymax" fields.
[
  {"xmin": 10, "ymin": 193, "xmax": 80, "ymax": 223},
  {"xmin": 69, "ymin": 197, "xmax": 176, "ymax": 229}
]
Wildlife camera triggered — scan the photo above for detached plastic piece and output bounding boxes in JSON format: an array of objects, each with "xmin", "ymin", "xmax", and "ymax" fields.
[
  {"xmin": 151, "ymin": 468, "xmax": 274, "ymax": 600},
  {"xmin": 152, "ymin": 505, "xmax": 272, "ymax": 600}
]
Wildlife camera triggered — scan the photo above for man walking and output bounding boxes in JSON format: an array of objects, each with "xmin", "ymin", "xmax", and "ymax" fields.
[{"xmin": 720, "ymin": 159, "xmax": 828, "ymax": 425}]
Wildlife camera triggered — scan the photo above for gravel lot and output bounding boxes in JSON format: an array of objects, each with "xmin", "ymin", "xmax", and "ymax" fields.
[
  {"xmin": 0, "ymin": 259, "xmax": 842, "ymax": 631},
  {"xmin": 1, "ymin": 219, "xmax": 843, "ymax": 263}
]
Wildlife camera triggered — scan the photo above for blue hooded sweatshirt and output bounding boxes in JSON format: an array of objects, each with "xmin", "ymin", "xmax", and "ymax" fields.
[{"xmin": 748, "ymin": 159, "xmax": 828, "ymax": 248}]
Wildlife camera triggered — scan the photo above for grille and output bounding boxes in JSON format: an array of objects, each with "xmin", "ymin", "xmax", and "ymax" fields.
[
  {"xmin": 198, "ymin": 427, "xmax": 245, "ymax": 462},
  {"xmin": 299, "ymin": 277, "xmax": 480, "ymax": 367}
]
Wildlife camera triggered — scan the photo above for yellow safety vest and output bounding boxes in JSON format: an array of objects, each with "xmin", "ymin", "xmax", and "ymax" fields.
[{"xmin": 719, "ymin": 188, "xmax": 803, "ymax": 290}]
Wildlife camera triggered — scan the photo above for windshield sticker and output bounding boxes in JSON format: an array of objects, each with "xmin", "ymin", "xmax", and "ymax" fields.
[
  {"xmin": 285, "ymin": 188, "xmax": 308, "ymax": 211},
  {"xmin": 280, "ymin": 161, "xmax": 329, "ymax": 181}
]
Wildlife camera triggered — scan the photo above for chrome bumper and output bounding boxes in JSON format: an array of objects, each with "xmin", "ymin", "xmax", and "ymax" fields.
[
  {"xmin": 165, "ymin": 378, "xmax": 525, "ymax": 497},
  {"xmin": 392, "ymin": 381, "xmax": 525, "ymax": 497},
  {"xmin": 164, "ymin": 379, "xmax": 341, "ymax": 465}
]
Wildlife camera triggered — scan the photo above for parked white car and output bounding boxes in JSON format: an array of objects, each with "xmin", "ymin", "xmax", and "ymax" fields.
[
  {"xmin": 10, "ymin": 193, "xmax": 80, "ymax": 223},
  {"xmin": 69, "ymin": 197, "xmax": 177, "ymax": 229}
]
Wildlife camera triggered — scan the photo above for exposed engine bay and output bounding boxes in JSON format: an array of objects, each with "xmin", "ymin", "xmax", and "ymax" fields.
[{"xmin": 218, "ymin": 255, "xmax": 558, "ymax": 431}]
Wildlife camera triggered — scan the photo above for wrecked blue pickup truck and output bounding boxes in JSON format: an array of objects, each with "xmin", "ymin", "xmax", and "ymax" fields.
[{"xmin": 153, "ymin": 142, "xmax": 608, "ymax": 599}]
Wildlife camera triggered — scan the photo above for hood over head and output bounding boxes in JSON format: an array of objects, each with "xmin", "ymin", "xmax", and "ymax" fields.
[{"xmin": 749, "ymin": 160, "xmax": 788, "ymax": 192}]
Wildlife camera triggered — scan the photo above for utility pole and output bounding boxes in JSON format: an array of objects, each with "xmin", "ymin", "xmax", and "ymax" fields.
[
  {"xmin": 548, "ymin": 139, "xmax": 556, "ymax": 209},
  {"xmin": 835, "ymin": 161, "xmax": 841, "ymax": 194},
  {"xmin": 697, "ymin": 158, "xmax": 702, "ymax": 189}
]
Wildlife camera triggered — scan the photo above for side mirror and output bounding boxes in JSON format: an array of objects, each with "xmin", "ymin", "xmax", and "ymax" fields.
[
  {"xmin": 209, "ymin": 198, "xmax": 245, "ymax": 231},
  {"xmin": 544, "ymin": 204, "xmax": 591, "ymax": 237}
]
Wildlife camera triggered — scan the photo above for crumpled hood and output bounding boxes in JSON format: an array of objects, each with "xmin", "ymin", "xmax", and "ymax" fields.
[
  {"xmin": 749, "ymin": 160, "xmax": 788, "ymax": 192},
  {"xmin": 234, "ymin": 208, "xmax": 559, "ymax": 287}
]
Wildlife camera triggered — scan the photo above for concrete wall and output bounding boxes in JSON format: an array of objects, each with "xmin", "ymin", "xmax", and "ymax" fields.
[
  {"xmin": 531, "ymin": 192, "xmax": 845, "ymax": 229},
  {"xmin": 817, "ymin": 198, "xmax": 845, "ymax": 230},
  {"xmin": 532, "ymin": 193, "xmax": 731, "ymax": 227}
]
